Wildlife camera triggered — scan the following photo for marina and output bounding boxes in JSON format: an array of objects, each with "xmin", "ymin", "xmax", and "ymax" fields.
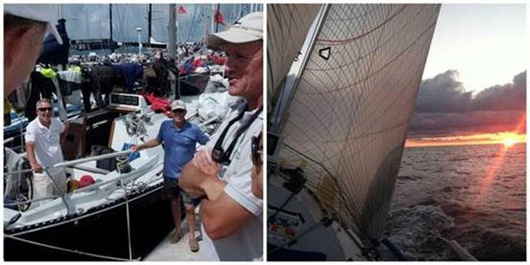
[{"xmin": 4, "ymin": 3, "xmax": 262, "ymax": 261}]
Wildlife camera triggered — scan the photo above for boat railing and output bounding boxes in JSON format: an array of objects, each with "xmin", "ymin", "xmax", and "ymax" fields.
[
  {"xmin": 4, "ymin": 137, "xmax": 16, "ymax": 145},
  {"xmin": 3, "ymin": 150, "xmax": 153, "ymax": 216},
  {"xmin": 4, "ymin": 150, "xmax": 134, "ymax": 176},
  {"xmin": 4, "ymin": 153, "xmax": 162, "ymax": 210}
]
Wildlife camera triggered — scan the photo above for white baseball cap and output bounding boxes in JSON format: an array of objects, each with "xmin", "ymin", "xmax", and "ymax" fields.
[
  {"xmin": 170, "ymin": 100, "xmax": 186, "ymax": 111},
  {"xmin": 4, "ymin": 4, "xmax": 63, "ymax": 45},
  {"xmin": 208, "ymin": 12, "xmax": 263, "ymax": 47}
]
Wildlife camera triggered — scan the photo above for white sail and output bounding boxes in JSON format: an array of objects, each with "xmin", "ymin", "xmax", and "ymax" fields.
[
  {"xmin": 267, "ymin": 4, "xmax": 321, "ymax": 111},
  {"xmin": 276, "ymin": 4, "xmax": 441, "ymax": 241}
]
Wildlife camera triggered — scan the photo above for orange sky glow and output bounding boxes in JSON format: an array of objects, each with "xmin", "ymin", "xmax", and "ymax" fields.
[{"xmin": 405, "ymin": 132, "xmax": 526, "ymax": 148}]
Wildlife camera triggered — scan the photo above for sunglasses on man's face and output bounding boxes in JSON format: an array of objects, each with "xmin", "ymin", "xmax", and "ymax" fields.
[
  {"xmin": 251, "ymin": 135, "xmax": 262, "ymax": 166},
  {"xmin": 38, "ymin": 107, "xmax": 53, "ymax": 112},
  {"xmin": 172, "ymin": 109, "xmax": 186, "ymax": 114}
]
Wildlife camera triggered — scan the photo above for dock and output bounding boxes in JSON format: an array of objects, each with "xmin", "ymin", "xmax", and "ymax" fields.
[{"xmin": 144, "ymin": 209, "xmax": 203, "ymax": 261}]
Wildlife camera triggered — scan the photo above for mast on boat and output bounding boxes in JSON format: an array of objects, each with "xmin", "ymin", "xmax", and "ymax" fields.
[
  {"xmin": 168, "ymin": 4, "xmax": 176, "ymax": 60},
  {"xmin": 271, "ymin": 4, "xmax": 330, "ymax": 134},
  {"xmin": 56, "ymin": 4, "xmax": 63, "ymax": 19},
  {"xmin": 168, "ymin": 4, "xmax": 178, "ymax": 100},
  {"xmin": 211, "ymin": 4, "xmax": 215, "ymax": 35},
  {"xmin": 148, "ymin": 4, "xmax": 152, "ymax": 47},
  {"xmin": 109, "ymin": 4, "xmax": 114, "ymax": 52}
]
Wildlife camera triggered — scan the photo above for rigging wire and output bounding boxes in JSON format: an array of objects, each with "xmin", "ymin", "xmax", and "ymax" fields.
[{"xmin": 187, "ymin": 5, "xmax": 198, "ymax": 42}]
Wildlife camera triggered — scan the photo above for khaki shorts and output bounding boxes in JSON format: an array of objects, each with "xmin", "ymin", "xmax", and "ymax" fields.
[{"xmin": 33, "ymin": 170, "xmax": 67, "ymax": 203}]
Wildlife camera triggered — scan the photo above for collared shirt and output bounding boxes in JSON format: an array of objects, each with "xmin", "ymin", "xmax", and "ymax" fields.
[
  {"xmin": 200, "ymin": 102, "xmax": 264, "ymax": 261},
  {"xmin": 25, "ymin": 117, "xmax": 65, "ymax": 176},
  {"xmin": 157, "ymin": 120, "xmax": 209, "ymax": 179}
]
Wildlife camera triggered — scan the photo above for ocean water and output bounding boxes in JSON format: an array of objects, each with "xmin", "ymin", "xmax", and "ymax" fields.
[{"xmin": 382, "ymin": 143, "xmax": 526, "ymax": 261}]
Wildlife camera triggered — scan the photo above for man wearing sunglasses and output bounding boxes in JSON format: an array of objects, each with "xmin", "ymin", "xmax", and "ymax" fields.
[
  {"xmin": 25, "ymin": 98, "xmax": 69, "ymax": 204},
  {"xmin": 131, "ymin": 100, "xmax": 208, "ymax": 252},
  {"xmin": 179, "ymin": 12, "xmax": 263, "ymax": 261}
]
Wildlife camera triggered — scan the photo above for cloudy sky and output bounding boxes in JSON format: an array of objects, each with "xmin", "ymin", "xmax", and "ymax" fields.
[
  {"xmin": 409, "ymin": 4, "xmax": 526, "ymax": 140},
  {"xmin": 422, "ymin": 4, "xmax": 526, "ymax": 94},
  {"xmin": 51, "ymin": 4, "xmax": 260, "ymax": 43}
]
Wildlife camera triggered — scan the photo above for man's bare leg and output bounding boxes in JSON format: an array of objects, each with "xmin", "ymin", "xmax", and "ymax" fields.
[
  {"xmin": 170, "ymin": 197, "xmax": 182, "ymax": 243},
  {"xmin": 185, "ymin": 203, "xmax": 199, "ymax": 252}
]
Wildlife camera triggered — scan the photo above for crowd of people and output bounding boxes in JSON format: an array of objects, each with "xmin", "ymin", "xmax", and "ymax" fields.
[{"xmin": 4, "ymin": 4, "xmax": 263, "ymax": 262}]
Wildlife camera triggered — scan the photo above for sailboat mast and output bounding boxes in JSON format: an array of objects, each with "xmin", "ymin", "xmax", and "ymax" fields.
[
  {"xmin": 56, "ymin": 4, "xmax": 63, "ymax": 19},
  {"xmin": 204, "ymin": 4, "xmax": 208, "ymax": 44},
  {"xmin": 168, "ymin": 4, "xmax": 176, "ymax": 59},
  {"xmin": 211, "ymin": 4, "xmax": 215, "ymax": 35},
  {"xmin": 109, "ymin": 4, "xmax": 114, "ymax": 52},
  {"xmin": 148, "ymin": 4, "xmax": 152, "ymax": 46},
  {"xmin": 272, "ymin": 4, "xmax": 331, "ymax": 134}
]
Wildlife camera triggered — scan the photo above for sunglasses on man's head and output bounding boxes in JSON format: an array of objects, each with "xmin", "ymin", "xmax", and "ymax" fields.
[
  {"xmin": 38, "ymin": 107, "xmax": 53, "ymax": 112},
  {"xmin": 251, "ymin": 135, "xmax": 262, "ymax": 166}
]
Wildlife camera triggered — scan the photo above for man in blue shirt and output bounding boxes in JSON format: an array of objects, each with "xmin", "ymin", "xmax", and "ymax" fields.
[{"xmin": 132, "ymin": 100, "xmax": 208, "ymax": 252}]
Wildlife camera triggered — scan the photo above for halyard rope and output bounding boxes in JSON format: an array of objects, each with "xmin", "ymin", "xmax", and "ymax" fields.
[{"xmin": 120, "ymin": 178, "xmax": 134, "ymax": 260}]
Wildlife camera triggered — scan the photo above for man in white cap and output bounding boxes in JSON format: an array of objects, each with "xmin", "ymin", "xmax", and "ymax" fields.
[
  {"xmin": 4, "ymin": 4, "xmax": 63, "ymax": 96},
  {"xmin": 131, "ymin": 100, "xmax": 208, "ymax": 252},
  {"xmin": 179, "ymin": 12, "xmax": 263, "ymax": 261}
]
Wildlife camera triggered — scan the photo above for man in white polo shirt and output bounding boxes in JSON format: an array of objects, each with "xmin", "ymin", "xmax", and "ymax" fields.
[
  {"xmin": 179, "ymin": 12, "xmax": 263, "ymax": 261},
  {"xmin": 25, "ymin": 98, "xmax": 69, "ymax": 202}
]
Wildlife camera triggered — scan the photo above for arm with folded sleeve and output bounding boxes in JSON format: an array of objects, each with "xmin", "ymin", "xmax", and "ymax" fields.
[{"xmin": 180, "ymin": 149, "xmax": 253, "ymax": 240}]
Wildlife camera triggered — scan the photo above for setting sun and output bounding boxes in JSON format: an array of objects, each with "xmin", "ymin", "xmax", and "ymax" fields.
[
  {"xmin": 405, "ymin": 131, "xmax": 526, "ymax": 148},
  {"xmin": 502, "ymin": 138, "xmax": 516, "ymax": 148}
]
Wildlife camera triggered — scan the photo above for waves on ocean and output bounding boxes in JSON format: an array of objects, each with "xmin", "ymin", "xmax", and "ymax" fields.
[{"xmin": 380, "ymin": 143, "xmax": 526, "ymax": 261}]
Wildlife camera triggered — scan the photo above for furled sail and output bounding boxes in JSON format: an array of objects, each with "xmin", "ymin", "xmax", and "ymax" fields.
[
  {"xmin": 276, "ymin": 4, "xmax": 440, "ymax": 241},
  {"xmin": 267, "ymin": 4, "xmax": 321, "ymax": 112}
]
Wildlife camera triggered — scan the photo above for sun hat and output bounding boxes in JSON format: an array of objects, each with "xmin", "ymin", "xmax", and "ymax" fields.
[
  {"xmin": 208, "ymin": 12, "xmax": 262, "ymax": 47},
  {"xmin": 4, "ymin": 4, "xmax": 63, "ymax": 45}
]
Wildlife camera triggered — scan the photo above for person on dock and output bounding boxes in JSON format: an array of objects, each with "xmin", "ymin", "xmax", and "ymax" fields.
[
  {"xmin": 4, "ymin": 5, "xmax": 63, "ymax": 96},
  {"xmin": 25, "ymin": 98, "xmax": 69, "ymax": 203},
  {"xmin": 179, "ymin": 12, "xmax": 264, "ymax": 261},
  {"xmin": 131, "ymin": 100, "xmax": 209, "ymax": 252}
]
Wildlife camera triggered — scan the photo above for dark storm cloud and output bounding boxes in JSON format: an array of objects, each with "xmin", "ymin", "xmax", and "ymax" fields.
[
  {"xmin": 414, "ymin": 70, "xmax": 526, "ymax": 113},
  {"xmin": 409, "ymin": 111, "xmax": 525, "ymax": 134},
  {"xmin": 410, "ymin": 71, "xmax": 526, "ymax": 134},
  {"xmin": 472, "ymin": 71, "xmax": 526, "ymax": 111},
  {"xmin": 414, "ymin": 70, "xmax": 473, "ymax": 113}
]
